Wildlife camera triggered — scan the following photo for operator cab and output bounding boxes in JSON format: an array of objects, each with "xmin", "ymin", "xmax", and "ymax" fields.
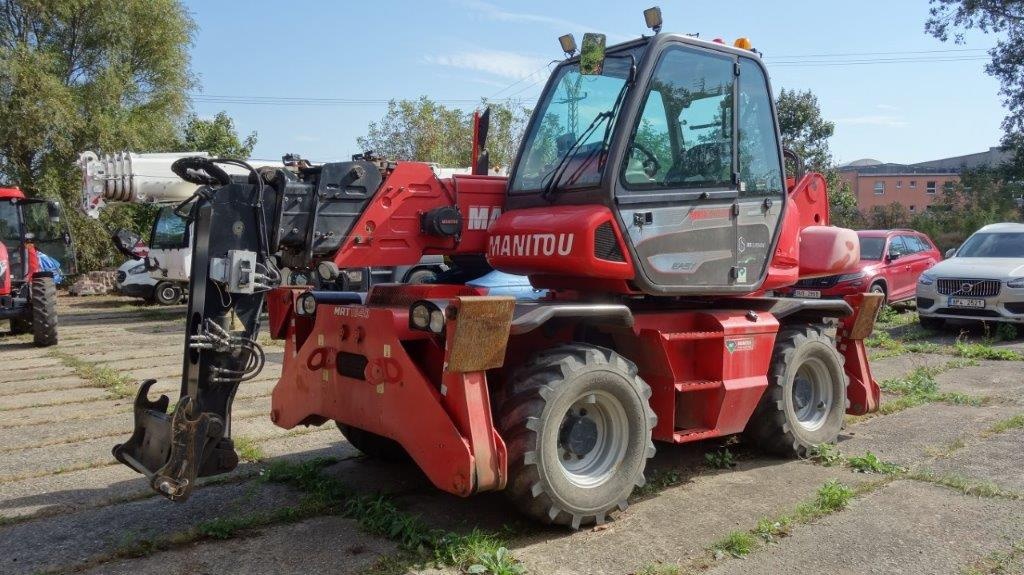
[{"xmin": 505, "ymin": 33, "xmax": 786, "ymax": 296}]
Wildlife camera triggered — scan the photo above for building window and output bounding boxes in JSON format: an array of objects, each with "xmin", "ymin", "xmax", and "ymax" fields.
[
  {"xmin": 910, "ymin": 180, "xmax": 917, "ymax": 189},
  {"xmin": 910, "ymin": 205, "xmax": 916, "ymax": 212},
  {"xmin": 873, "ymin": 181, "xmax": 885, "ymax": 195},
  {"xmin": 926, "ymin": 181, "xmax": 936, "ymax": 194},
  {"xmin": 897, "ymin": 180, "xmax": 902, "ymax": 189},
  {"xmin": 944, "ymin": 182, "xmax": 955, "ymax": 193}
]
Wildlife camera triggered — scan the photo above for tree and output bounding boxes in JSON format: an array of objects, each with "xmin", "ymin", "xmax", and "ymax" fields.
[
  {"xmin": 0, "ymin": 0, "xmax": 195, "ymax": 272},
  {"xmin": 356, "ymin": 97, "xmax": 531, "ymax": 171},
  {"xmin": 926, "ymin": 1, "xmax": 1024, "ymax": 162},
  {"xmin": 910, "ymin": 166, "xmax": 1023, "ymax": 250},
  {"xmin": 178, "ymin": 112, "xmax": 257, "ymax": 158},
  {"xmin": 774, "ymin": 88, "xmax": 861, "ymax": 228}
]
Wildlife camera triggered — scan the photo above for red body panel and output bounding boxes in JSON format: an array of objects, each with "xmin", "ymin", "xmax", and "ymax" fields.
[
  {"xmin": 486, "ymin": 205, "xmax": 635, "ymax": 288},
  {"xmin": 0, "ymin": 187, "xmax": 25, "ymax": 200},
  {"xmin": 331, "ymin": 163, "xmax": 506, "ymax": 268}
]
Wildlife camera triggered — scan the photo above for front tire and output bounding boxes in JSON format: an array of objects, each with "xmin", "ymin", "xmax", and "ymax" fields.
[
  {"xmin": 153, "ymin": 282, "xmax": 182, "ymax": 306},
  {"xmin": 870, "ymin": 283, "xmax": 888, "ymax": 320},
  {"xmin": 745, "ymin": 324, "xmax": 847, "ymax": 457},
  {"xmin": 404, "ymin": 268, "xmax": 438, "ymax": 284},
  {"xmin": 31, "ymin": 276, "xmax": 57, "ymax": 347},
  {"xmin": 498, "ymin": 344, "xmax": 656, "ymax": 529}
]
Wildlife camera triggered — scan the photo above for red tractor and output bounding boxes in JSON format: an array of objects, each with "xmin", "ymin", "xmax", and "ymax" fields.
[
  {"xmin": 0, "ymin": 186, "xmax": 74, "ymax": 347},
  {"xmin": 113, "ymin": 20, "xmax": 881, "ymax": 529}
]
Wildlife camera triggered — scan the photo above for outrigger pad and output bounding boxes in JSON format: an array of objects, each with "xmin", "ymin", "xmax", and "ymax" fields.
[{"xmin": 112, "ymin": 380, "xmax": 232, "ymax": 502}]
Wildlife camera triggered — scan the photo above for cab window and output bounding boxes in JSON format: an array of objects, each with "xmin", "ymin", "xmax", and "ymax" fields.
[
  {"xmin": 0, "ymin": 200, "xmax": 19, "ymax": 243},
  {"xmin": 737, "ymin": 59, "xmax": 784, "ymax": 197},
  {"xmin": 150, "ymin": 207, "xmax": 188, "ymax": 249},
  {"xmin": 623, "ymin": 46, "xmax": 734, "ymax": 190}
]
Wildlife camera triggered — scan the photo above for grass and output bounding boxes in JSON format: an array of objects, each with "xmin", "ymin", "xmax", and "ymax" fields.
[
  {"xmin": 46, "ymin": 350, "xmax": 135, "ymax": 399},
  {"xmin": 711, "ymin": 531, "xmax": 758, "ymax": 559},
  {"xmin": 908, "ymin": 469, "xmax": 1024, "ymax": 501},
  {"xmin": 963, "ymin": 540, "xmax": 1024, "ymax": 575},
  {"xmin": 636, "ymin": 563, "xmax": 681, "ymax": 575},
  {"xmin": 876, "ymin": 364, "xmax": 988, "ymax": 416},
  {"xmin": 632, "ymin": 468, "xmax": 685, "ymax": 498},
  {"xmin": 953, "ymin": 340, "xmax": 1024, "ymax": 361},
  {"xmin": 984, "ymin": 414, "xmax": 1024, "ymax": 436},
  {"xmin": 704, "ymin": 448, "xmax": 736, "ymax": 469},
  {"xmin": 846, "ymin": 452, "xmax": 905, "ymax": 475},
  {"xmin": 232, "ymin": 435, "xmax": 264, "ymax": 463},
  {"xmin": 809, "ymin": 443, "xmax": 844, "ymax": 467}
]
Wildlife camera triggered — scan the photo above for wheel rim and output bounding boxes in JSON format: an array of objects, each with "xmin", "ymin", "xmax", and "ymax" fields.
[
  {"xmin": 791, "ymin": 357, "xmax": 834, "ymax": 431},
  {"xmin": 160, "ymin": 287, "xmax": 176, "ymax": 302},
  {"xmin": 556, "ymin": 390, "xmax": 629, "ymax": 488}
]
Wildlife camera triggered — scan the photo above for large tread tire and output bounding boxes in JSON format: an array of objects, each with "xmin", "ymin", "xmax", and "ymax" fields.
[
  {"xmin": 745, "ymin": 324, "xmax": 846, "ymax": 457},
  {"xmin": 498, "ymin": 343, "xmax": 656, "ymax": 529},
  {"xmin": 335, "ymin": 422, "xmax": 409, "ymax": 461},
  {"xmin": 154, "ymin": 282, "xmax": 183, "ymax": 306},
  {"xmin": 30, "ymin": 276, "xmax": 57, "ymax": 347}
]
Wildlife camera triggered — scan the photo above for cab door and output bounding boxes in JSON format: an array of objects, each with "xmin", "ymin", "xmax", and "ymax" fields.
[
  {"xmin": 20, "ymin": 199, "xmax": 77, "ymax": 276},
  {"xmin": 615, "ymin": 44, "xmax": 784, "ymax": 293}
]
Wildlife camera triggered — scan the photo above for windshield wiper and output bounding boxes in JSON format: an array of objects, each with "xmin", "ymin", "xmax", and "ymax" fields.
[{"xmin": 539, "ymin": 112, "xmax": 613, "ymax": 201}]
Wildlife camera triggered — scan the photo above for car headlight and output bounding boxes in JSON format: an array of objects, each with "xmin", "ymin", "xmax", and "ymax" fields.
[
  {"xmin": 409, "ymin": 300, "xmax": 446, "ymax": 334},
  {"xmin": 836, "ymin": 272, "xmax": 866, "ymax": 283},
  {"xmin": 1008, "ymin": 277, "xmax": 1024, "ymax": 288},
  {"xmin": 128, "ymin": 263, "xmax": 146, "ymax": 275},
  {"xmin": 918, "ymin": 273, "xmax": 935, "ymax": 286},
  {"xmin": 296, "ymin": 292, "xmax": 317, "ymax": 316}
]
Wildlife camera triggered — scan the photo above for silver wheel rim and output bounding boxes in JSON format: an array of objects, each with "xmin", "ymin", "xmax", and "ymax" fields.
[
  {"xmin": 791, "ymin": 357, "xmax": 833, "ymax": 431},
  {"xmin": 556, "ymin": 390, "xmax": 629, "ymax": 488},
  {"xmin": 161, "ymin": 287, "xmax": 176, "ymax": 302}
]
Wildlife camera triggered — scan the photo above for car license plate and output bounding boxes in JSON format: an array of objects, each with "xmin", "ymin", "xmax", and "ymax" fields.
[
  {"xmin": 948, "ymin": 297, "xmax": 986, "ymax": 309},
  {"xmin": 794, "ymin": 290, "xmax": 821, "ymax": 298}
]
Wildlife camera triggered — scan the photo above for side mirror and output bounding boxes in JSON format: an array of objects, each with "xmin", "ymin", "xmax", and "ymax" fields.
[
  {"xmin": 47, "ymin": 201, "xmax": 61, "ymax": 223},
  {"xmin": 885, "ymin": 253, "xmax": 897, "ymax": 263},
  {"xmin": 579, "ymin": 33, "xmax": 607, "ymax": 75},
  {"xmin": 944, "ymin": 247, "xmax": 957, "ymax": 259}
]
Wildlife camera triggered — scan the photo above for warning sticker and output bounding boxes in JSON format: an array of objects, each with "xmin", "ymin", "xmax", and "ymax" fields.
[{"xmin": 725, "ymin": 337, "xmax": 755, "ymax": 353}]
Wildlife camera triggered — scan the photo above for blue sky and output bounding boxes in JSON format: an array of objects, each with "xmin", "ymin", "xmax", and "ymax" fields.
[{"xmin": 183, "ymin": 0, "xmax": 1003, "ymax": 166}]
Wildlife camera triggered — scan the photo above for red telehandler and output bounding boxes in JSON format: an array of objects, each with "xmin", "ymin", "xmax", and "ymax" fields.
[{"xmin": 112, "ymin": 17, "xmax": 881, "ymax": 529}]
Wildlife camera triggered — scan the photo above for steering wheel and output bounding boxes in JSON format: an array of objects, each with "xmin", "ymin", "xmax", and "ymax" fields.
[{"xmin": 628, "ymin": 142, "xmax": 661, "ymax": 179}]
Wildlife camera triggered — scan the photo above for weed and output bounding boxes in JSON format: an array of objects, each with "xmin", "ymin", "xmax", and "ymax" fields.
[
  {"xmin": 712, "ymin": 531, "xmax": 757, "ymax": 559},
  {"xmin": 636, "ymin": 562, "xmax": 682, "ymax": 575},
  {"xmin": 846, "ymin": 452, "xmax": 904, "ymax": 474},
  {"xmin": 704, "ymin": 448, "xmax": 735, "ymax": 469},
  {"xmin": 985, "ymin": 414, "xmax": 1024, "ymax": 436},
  {"xmin": 46, "ymin": 350, "xmax": 135, "ymax": 399},
  {"xmin": 877, "ymin": 366, "xmax": 987, "ymax": 414},
  {"xmin": 996, "ymin": 323, "xmax": 1019, "ymax": 341},
  {"xmin": 794, "ymin": 480, "xmax": 855, "ymax": 520},
  {"xmin": 197, "ymin": 516, "xmax": 251, "ymax": 540},
  {"xmin": 908, "ymin": 470, "xmax": 1024, "ymax": 500},
  {"xmin": 954, "ymin": 340, "xmax": 1024, "ymax": 361},
  {"xmin": 632, "ymin": 468, "xmax": 683, "ymax": 498},
  {"xmin": 753, "ymin": 515, "xmax": 792, "ymax": 543},
  {"xmin": 232, "ymin": 435, "xmax": 264, "ymax": 463},
  {"xmin": 466, "ymin": 547, "xmax": 524, "ymax": 575},
  {"xmin": 809, "ymin": 443, "xmax": 843, "ymax": 467},
  {"xmin": 876, "ymin": 305, "xmax": 900, "ymax": 324}
]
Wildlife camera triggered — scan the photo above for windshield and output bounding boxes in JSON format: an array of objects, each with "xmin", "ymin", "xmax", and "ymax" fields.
[
  {"xmin": 509, "ymin": 45, "xmax": 646, "ymax": 194},
  {"xmin": 956, "ymin": 232, "xmax": 1024, "ymax": 258},
  {"xmin": 0, "ymin": 200, "xmax": 19, "ymax": 243},
  {"xmin": 150, "ymin": 206, "xmax": 189, "ymax": 250},
  {"xmin": 859, "ymin": 237, "xmax": 886, "ymax": 260}
]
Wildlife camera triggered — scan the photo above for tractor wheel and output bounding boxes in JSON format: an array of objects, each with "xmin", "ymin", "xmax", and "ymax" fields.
[
  {"xmin": 30, "ymin": 276, "xmax": 58, "ymax": 347},
  {"xmin": 153, "ymin": 282, "xmax": 182, "ymax": 306},
  {"xmin": 404, "ymin": 268, "xmax": 437, "ymax": 284},
  {"xmin": 498, "ymin": 343, "xmax": 656, "ymax": 529},
  {"xmin": 745, "ymin": 324, "xmax": 847, "ymax": 457},
  {"xmin": 335, "ymin": 422, "xmax": 408, "ymax": 461}
]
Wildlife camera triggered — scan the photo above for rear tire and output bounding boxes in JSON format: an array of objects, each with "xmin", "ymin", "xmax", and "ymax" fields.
[
  {"xmin": 154, "ymin": 282, "xmax": 182, "ymax": 306},
  {"xmin": 31, "ymin": 276, "xmax": 57, "ymax": 347},
  {"xmin": 870, "ymin": 283, "xmax": 888, "ymax": 320},
  {"xmin": 745, "ymin": 324, "xmax": 846, "ymax": 457},
  {"xmin": 404, "ymin": 268, "xmax": 437, "ymax": 284},
  {"xmin": 335, "ymin": 422, "xmax": 408, "ymax": 461},
  {"xmin": 919, "ymin": 315, "xmax": 945, "ymax": 331},
  {"xmin": 498, "ymin": 343, "xmax": 656, "ymax": 529}
]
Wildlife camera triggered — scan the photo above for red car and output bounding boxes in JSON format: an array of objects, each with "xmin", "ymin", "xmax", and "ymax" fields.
[{"xmin": 779, "ymin": 229, "xmax": 941, "ymax": 306}]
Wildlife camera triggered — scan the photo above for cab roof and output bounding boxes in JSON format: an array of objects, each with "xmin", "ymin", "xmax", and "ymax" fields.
[{"xmin": 0, "ymin": 187, "xmax": 25, "ymax": 200}]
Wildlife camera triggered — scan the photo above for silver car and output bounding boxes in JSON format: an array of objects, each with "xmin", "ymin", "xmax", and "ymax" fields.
[{"xmin": 916, "ymin": 222, "xmax": 1024, "ymax": 328}]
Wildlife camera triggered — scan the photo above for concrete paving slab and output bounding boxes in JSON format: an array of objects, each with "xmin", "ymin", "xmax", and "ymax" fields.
[
  {"xmin": 934, "ymin": 361, "xmax": 1024, "ymax": 405},
  {"xmin": 868, "ymin": 352, "xmax": 948, "ymax": 382},
  {"xmin": 0, "ymin": 365, "xmax": 75, "ymax": 383},
  {"xmin": 705, "ymin": 480, "xmax": 1024, "ymax": 575},
  {"xmin": 0, "ymin": 375, "xmax": 91, "ymax": 396},
  {"xmin": 841, "ymin": 402, "xmax": 1019, "ymax": 466},
  {"xmin": 928, "ymin": 428, "xmax": 1024, "ymax": 492},
  {"xmin": 0, "ymin": 386, "xmax": 108, "ymax": 410},
  {"xmin": 76, "ymin": 515, "xmax": 400, "ymax": 575}
]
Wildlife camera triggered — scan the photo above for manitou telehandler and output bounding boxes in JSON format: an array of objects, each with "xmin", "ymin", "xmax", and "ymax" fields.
[
  {"xmin": 0, "ymin": 187, "xmax": 74, "ymax": 346},
  {"xmin": 112, "ymin": 12, "xmax": 881, "ymax": 529}
]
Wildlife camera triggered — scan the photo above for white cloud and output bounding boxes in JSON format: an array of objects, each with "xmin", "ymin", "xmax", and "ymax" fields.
[
  {"xmin": 834, "ymin": 115, "xmax": 909, "ymax": 128},
  {"xmin": 424, "ymin": 49, "xmax": 549, "ymax": 80}
]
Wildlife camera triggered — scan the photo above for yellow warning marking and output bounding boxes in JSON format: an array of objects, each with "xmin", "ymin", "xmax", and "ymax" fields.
[
  {"xmin": 317, "ymin": 334, "xmax": 324, "ymax": 346},
  {"xmin": 376, "ymin": 383, "xmax": 385, "ymax": 395},
  {"xmin": 383, "ymin": 344, "xmax": 391, "ymax": 358}
]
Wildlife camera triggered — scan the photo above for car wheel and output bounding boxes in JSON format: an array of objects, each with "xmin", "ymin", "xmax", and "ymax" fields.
[
  {"xmin": 404, "ymin": 268, "xmax": 437, "ymax": 284},
  {"xmin": 154, "ymin": 282, "xmax": 182, "ymax": 305},
  {"xmin": 870, "ymin": 283, "xmax": 887, "ymax": 319}
]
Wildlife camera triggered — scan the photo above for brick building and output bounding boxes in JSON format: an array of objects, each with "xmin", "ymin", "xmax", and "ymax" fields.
[{"xmin": 838, "ymin": 147, "xmax": 1013, "ymax": 215}]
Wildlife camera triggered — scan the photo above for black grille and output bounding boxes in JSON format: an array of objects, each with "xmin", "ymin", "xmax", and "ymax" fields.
[
  {"xmin": 937, "ymin": 278, "xmax": 1001, "ymax": 297},
  {"xmin": 594, "ymin": 222, "xmax": 625, "ymax": 262},
  {"xmin": 934, "ymin": 308, "xmax": 1001, "ymax": 318},
  {"xmin": 336, "ymin": 352, "xmax": 368, "ymax": 380},
  {"xmin": 916, "ymin": 297, "xmax": 935, "ymax": 309},
  {"xmin": 795, "ymin": 275, "xmax": 839, "ymax": 289},
  {"xmin": 1005, "ymin": 302, "xmax": 1024, "ymax": 314}
]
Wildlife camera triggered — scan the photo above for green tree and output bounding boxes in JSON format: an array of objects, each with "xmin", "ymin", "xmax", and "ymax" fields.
[
  {"xmin": 178, "ymin": 112, "xmax": 257, "ymax": 158},
  {"xmin": 0, "ymin": 0, "xmax": 195, "ymax": 272},
  {"xmin": 911, "ymin": 166, "xmax": 1023, "ymax": 250},
  {"xmin": 774, "ymin": 88, "xmax": 861, "ymax": 228},
  {"xmin": 356, "ymin": 97, "xmax": 531, "ymax": 171},
  {"xmin": 926, "ymin": 1, "xmax": 1024, "ymax": 162}
]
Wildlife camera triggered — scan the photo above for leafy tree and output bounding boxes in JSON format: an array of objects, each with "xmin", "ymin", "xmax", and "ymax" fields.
[
  {"xmin": 178, "ymin": 112, "xmax": 257, "ymax": 158},
  {"xmin": 356, "ymin": 97, "xmax": 531, "ymax": 171},
  {"xmin": 910, "ymin": 166, "xmax": 1023, "ymax": 249},
  {"xmin": 774, "ymin": 88, "xmax": 860, "ymax": 227},
  {"xmin": 868, "ymin": 202, "xmax": 911, "ymax": 230},
  {"xmin": 926, "ymin": 1, "xmax": 1024, "ymax": 162},
  {"xmin": 0, "ymin": 0, "xmax": 195, "ymax": 272}
]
